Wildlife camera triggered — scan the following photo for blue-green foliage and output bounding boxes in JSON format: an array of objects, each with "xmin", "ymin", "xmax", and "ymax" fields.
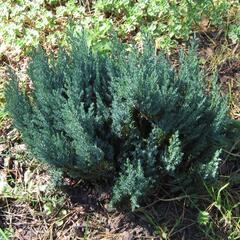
[
  {"xmin": 109, "ymin": 39, "xmax": 228, "ymax": 206},
  {"xmin": 5, "ymin": 35, "xmax": 229, "ymax": 209},
  {"xmin": 162, "ymin": 131, "xmax": 183, "ymax": 174},
  {"xmin": 6, "ymin": 34, "xmax": 114, "ymax": 179},
  {"xmin": 111, "ymin": 159, "xmax": 151, "ymax": 210}
]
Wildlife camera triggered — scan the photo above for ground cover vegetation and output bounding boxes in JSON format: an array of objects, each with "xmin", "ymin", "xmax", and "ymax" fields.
[
  {"xmin": 0, "ymin": 0, "xmax": 240, "ymax": 239},
  {"xmin": 0, "ymin": 0, "xmax": 239, "ymax": 54}
]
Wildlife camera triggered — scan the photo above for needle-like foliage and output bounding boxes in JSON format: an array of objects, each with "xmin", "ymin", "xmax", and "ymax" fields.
[
  {"xmin": 5, "ymin": 34, "xmax": 115, "ymax": 180},
  {"xmin": 109, "ymin": 39, "xmax": 228, "ymax": 209},
  {"xmin": 5, "ymin": 34, "xmax": 229, "ymax": 210}
]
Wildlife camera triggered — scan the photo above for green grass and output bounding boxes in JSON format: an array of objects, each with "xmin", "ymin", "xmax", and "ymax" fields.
[{"xmin": 0, "ymin": 227, "xmax": 13, "ymax": 240}]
